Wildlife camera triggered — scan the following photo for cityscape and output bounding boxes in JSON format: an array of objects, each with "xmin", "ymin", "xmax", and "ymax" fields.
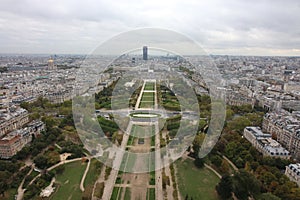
[{"xmin": 1, "ymin": 1, "xmax": 300, "ymax": 200}]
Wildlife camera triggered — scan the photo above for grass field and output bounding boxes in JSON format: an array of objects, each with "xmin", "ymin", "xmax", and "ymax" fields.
[
  {"xmin": 119, "ymin": 153, "xmax": 137, "ymax": 172},
  {"xmin": 139, "ymin": 92, "xmax": 155, "ymax": 108},
  {"xmin": 142, "ymin": 92, "xmax": 154, "ymax": 98},
  {"xmin": 141, "ymin": 96, "xmax": 154, "ymax": 102},
  {"xmin": 176, "ymin": 159, "xmax": 220, "ymax": 200},
  {"xmin": 131, "ymin": 124, "xmax": 154, "ymax": 138},
  {"xmin": 127, "ymin": 135, "xmax": 136, "ymax": 146},
  {"xmin": 151, "ymin": 135, "xmax": 155, "ymax": 146},
  {"xmin": 84, "ymin": 159, "xmax": 102, "ymax": 187},
  {"xmin": 111, "ymin": 187, "xmax": 122, "ymax": 200},
  {"xmin": 144, "ymin": 83, "xmax": 155, "ymax": 91},
  {"xmin": 124, "ymin": 187, "xmax": 131, "ymax": 200},
  {"xmin": 146, "ymin": 188, "xmax": 155, "ymax": 200},
  {"xmin": 139, "ymin": 101, "xmax": 154, "ymax": 108},
  {"xmin": 51, "ymin": 161, "xmax": 86, "ymax": 200}
]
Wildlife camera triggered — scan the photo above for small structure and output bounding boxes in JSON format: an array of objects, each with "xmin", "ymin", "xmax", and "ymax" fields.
[
  {"xmin": 40, "ymin": 177, "xmax": 56, "ymax": 197},
  {"xmin": 138, "ymin": 138, "xmax": 144, "ymax": 144}
]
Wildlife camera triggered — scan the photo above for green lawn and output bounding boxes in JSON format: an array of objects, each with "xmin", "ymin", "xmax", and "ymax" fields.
[
  {"xmin": 151, "ymin": 135, "xmax": 155, "ymax": 146},
  {"xmin": 139, "ymin": 101, "xmax": 154, "ymax": 108},
  {"xmin": 51, "ymin": 161, "xmax": 86, "ymax": 200},
  {"xmin": 144, "ymin": 83, "xmax": 155, "ymax": 90},
  {"xmin": 120, "ymin": 153, "xmax": 137, "ymax": 172},
  {"xmin": 127, "ymin": 135, "xmax": 135, "ymax": 146},
  {"xmin": 139, "ymin": 92, "xmax": 155, "ymax": 107},
  {"xmin": 84, "ymin": 159, "xmax": 102, "ymax": 187},
  {"xmin": 142, "ymin": 92, "xmax": 154, "ymax": 97},
  {"xmin": 124, "ymin": 187, "xmax": 131, "ymax": 200},
  {"xmin": 146, "ymin": 188, "xmax": 155, "ymax": 200},
  {"xmin": 111, "ymin": 187, "xmax": 122, "ymax": 200},
  {"xmin": 176, "ymin": 159, "xmax": 220, "ymax": 200},
  {"xmin": 131, "ymin": 124, "xmax": 154, "ymax": 137},
  {"xmin": 141, "ymin": 96, "xmax": 154, "ymax": 102},
  {"xmin": 150, "ymin": 152, "xmax": 155, "ymax": 171},
  {"xmin": 149, "ymin": 170, "xmax": 155, "ymax": 185}
]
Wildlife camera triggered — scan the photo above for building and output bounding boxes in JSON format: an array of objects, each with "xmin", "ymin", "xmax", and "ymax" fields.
[
  {"xmin": 0, "ymin": 108, "xmax": 29, "ymax": 137},
  {"xmin": 0, "ymin": 128, "xmax": 31, "ymax": 159},
  {"xmin": 143, "ymin": 46, "xmax": 148, "ymax": 60},
  {"xmin": 27, "ymin": 120, "xmax": 46, "ymax": 137},
  {"xmin": 0, "ymin": 134, "xmax": 23, "ymax": 159},
  {"xmin": 285, "ymin": 163, "xmax": 300, "ymax": 187},
  {"xmin": 47, "ymin": 58, "xmax": 57, "ymax": 70},
  {"xmin": 0, "ymin": 120, "xmax": 45, "ymax": 158},
  {"xmin": 263, "ymin": 110, "xmax": 300, "ymax": 159},
  {"xmin": 243, "ymin": 126, "xmax": 290, "ymax": 159}
]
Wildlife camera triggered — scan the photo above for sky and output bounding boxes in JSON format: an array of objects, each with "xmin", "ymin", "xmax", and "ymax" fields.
[{"xmin": 0, "ymin": 0, "xmax": 299, "ymax": 56}]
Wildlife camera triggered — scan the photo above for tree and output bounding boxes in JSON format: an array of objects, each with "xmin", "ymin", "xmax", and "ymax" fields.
[
  {"xmin": 235, "ymin": 157, "xmax": 245, "ymax": 168},
  {"xmin": 232, "ymin": 170, "xmax": 261, "ymax": 200},
  {"xmin": 258, "ymin": 193, "xmax": 281, "ymax": 200},
  {"xmin": 54, "ymin": 165, "xmax": 65, "ymax": 175},
  {"xmin": 226, "ymin": 108, "xmax": 234, "ymax": 120},
  {"xmin": 220, "ymin": 160, "xmax": 230, "ymax": 174},
  {"xmin": 194, "ymin": 157, "xmax": 204, "ymax": 168},
  {"xmin": 226, "ymin": 116, "xmax": 251, "ymax": 134},
  {"xmin": 34, "ymin": 155, "xmax": 48, "ymax": 169},
  {"xmin": 210, "ymin": 155, "xmax": 222, "ymax": 166},
  {"xmin": 216, "ymin": 174, "xmax": 233, "ymax": 199},
  {"xmin": 0, "ymin": 171, "xmax": 10, "ymax": 196},
  {"xmin": 192, "ymin": 134, "xmax": 205, "ymax": 157}
]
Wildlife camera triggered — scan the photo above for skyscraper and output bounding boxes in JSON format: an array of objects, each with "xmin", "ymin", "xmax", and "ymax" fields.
[{"xmin": 143, "ymin": 46, "xmax": 148, "ymax": 60}]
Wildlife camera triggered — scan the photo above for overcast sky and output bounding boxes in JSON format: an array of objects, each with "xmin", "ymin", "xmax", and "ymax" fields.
[{"xmin": 0, "ymin": 0, "xmax": 299, "ymax": 56}]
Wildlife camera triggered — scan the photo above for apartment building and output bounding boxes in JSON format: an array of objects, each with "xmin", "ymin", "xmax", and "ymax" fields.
[
  {"xmin": 243, "ymin": 126, "xmax": 290, "ymax": 159},
  {"xmin": 263, "ymin": 111, "xmax": 300, "ymax": 159},
  {"xmin": 0, "ymin": 107, "xmax": 29, "ymax": 137},
  {"xmin": 0, "ymin": 120, "xmax": 45, "ymax": 158},
  {"xmin": 285, "ymin": 163, "xmax": 300, "ymax": 187}
]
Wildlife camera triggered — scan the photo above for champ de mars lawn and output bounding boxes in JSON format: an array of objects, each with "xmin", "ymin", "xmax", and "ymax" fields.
[{"xmin": 176, "ymin": 158, "xmax": 220, "ymax": 200}]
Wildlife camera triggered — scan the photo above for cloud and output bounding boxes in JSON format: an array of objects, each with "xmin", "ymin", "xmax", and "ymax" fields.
[{"xmin": 0, "ymin": 0, "xmax": 299, "ymax": 55}]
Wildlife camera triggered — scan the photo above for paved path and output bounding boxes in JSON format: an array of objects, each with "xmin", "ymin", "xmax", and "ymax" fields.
[
  {"xmin": 91, "ymin": 165, "xmax": 106, "ymax": 200},
  {"xmin": 28, "ymin": 157, "xmax": 84, "ymax": 186},
  {"xmin": 135, "ymin": 81, "xmax": 146, "ymax": 110},
  {"xmin": 80, "ymin": 157, "xmax": 91, "ymax": 191},
  {"xmin": 16, "ymin": 166, "xmax": 34, "ymax": 200},
  {"xmin": 164, "ymin": 164, "xmax": 174, "ymax": 199},
  {"xmin": 101, "ymin": 123, "xmax": 131, "ymax": 200},
  {"xmin": 222, "ymin": 155, "xmax": 238, "ymax": 171},
  {"xmin": 101, "ymin": 79, "xmax": 165, "ymax": 200},
  {"xmin": 204, "ymin": 164, "xmax": 222, "ymax": 179},
  {"xmin": 182, "ymin": 153, "xmax": 222, "ymax": 179}
]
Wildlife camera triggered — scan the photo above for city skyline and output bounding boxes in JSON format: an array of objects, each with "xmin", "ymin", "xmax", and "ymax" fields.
[{"xmin": 0, "ymin": 0, "xmax": 299, "ymax": 56}]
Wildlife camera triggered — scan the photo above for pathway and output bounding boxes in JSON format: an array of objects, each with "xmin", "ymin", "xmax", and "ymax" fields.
[
  {"xmin": 101, "ymin": 123, "xmax": 131, "ymax": 200},
  {"xmin": 16, "ymin": 166, "xmax": 34, "ymax": 200},
  {"xmin": 222, "ymin": 155, "xmax": 238, "ymax": 171},
  {"xmin": 80, "ymin": 156, "xmax": 91, "ymax": 191}
]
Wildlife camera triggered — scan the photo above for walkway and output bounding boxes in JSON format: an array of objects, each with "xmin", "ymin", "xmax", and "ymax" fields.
[
  {"xmin": 222, "ymin": 155, "xmax": 238, "ymax": 171},
  {"xmin": 101, "ymin": 123, "xmax": 131, "ymax": 200},
  {"xmin": 80, "ymin": 156, "xmax": 91, "ymax": 191},
  {"xmin": 16, "ymin": 166, "xmax": 34, "ymax": 200}
]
